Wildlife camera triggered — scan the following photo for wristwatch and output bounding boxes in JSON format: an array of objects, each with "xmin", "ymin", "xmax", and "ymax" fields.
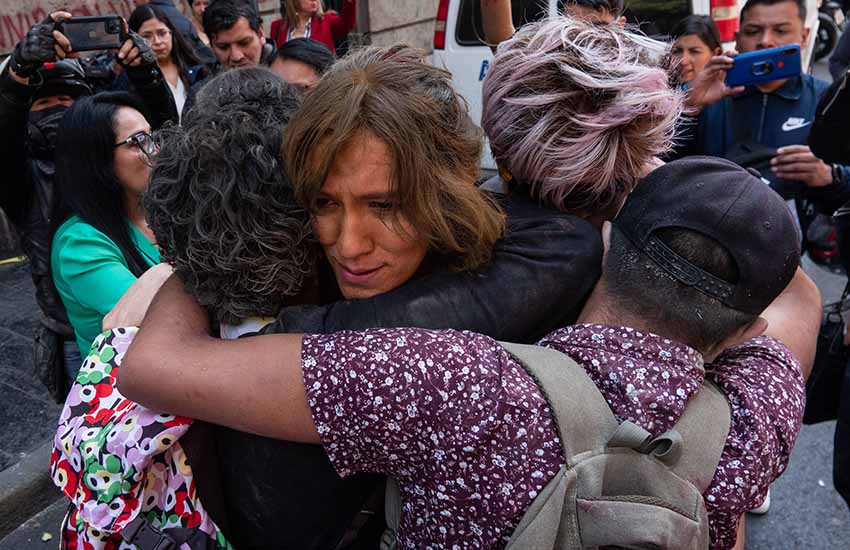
[{"xmin": 832, "ymin": 163, "xmax": 843, "ymax": 186}]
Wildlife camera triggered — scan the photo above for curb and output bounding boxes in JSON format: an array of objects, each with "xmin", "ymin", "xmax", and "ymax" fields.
[
  {"xmin": 0, "ymin": 498, "xmax": 67, "ymax": 549},
  {"xmin": 0, "ymin": 440, "xmax": 61, "ymax": 539}
]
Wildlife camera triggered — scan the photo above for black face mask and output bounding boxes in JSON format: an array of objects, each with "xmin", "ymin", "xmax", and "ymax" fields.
[{"xmin": 27, "ymin": 103, "xmax": 69, "ymax": 159}]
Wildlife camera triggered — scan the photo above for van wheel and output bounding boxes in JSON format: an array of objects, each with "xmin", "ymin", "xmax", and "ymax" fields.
[{"xmin": 816, "ymin": 12, "xmax": 840, "ymax": 62}]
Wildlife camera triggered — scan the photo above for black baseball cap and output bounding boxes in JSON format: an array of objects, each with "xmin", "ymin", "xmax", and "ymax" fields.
[{"xmin": 613, "ymin": 156, "xmax": 800, "ymax": 315}]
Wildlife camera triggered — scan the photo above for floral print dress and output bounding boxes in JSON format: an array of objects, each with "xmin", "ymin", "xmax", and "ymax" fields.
[{"xmin": 51, "ymin": 327, "xmax": 230, "ymax": 549}]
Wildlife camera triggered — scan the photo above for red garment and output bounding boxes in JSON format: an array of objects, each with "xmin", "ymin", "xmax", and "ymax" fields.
[{"xmin": 270, "ymin": 0, "xmax": 356, "ymax": 54}]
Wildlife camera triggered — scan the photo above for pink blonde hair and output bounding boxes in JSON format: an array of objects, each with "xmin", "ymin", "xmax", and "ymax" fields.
[{"xmin": 481, "ymin": 16, "xmax": 682, "ymax": 217}]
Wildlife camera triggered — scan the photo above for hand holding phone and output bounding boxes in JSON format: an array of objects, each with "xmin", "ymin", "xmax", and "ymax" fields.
[
  {"xmin": 57, "ymin": 15, "xmax": 126, "ymax": 52},
  {"xmin": 684, "ymin": 53, "xmax": 745, "ymax": 111},
  {"xmin": 725, "ymin": 45, "xmax": 802, "ymax": 88},
  {"xmin": 9, "ymin": 11, "xmax": 72, "ymax": 79}
]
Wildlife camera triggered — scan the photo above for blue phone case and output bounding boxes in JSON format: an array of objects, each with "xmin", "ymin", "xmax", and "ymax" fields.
[{"xmin": 725, "ymin": 45, "xmax": 802, "ymax": 88}]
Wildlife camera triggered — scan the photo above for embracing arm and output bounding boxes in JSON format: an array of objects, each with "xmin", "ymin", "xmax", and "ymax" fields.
[
  {"xmin": 118, "ymin": 276, "xmax": 318, "ymax": 443},
  {"xmin": 760, "ymin": 267, "xmax": 822, "ymax": 380},
  {"xmin": 264, "ymin": 202, "xmax": 602, "ymax": 342},
  {"xmin": 481, "ymin": 0, "xmax": 514, "ymax": 51}
]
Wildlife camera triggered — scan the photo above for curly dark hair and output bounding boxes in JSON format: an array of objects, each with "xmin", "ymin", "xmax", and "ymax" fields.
[{"xmin": 145, "ymin": 66, "xmax": 315, "ymax": 324}]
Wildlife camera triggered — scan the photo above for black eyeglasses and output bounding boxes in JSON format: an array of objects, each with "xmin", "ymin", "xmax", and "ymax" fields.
[{"xmin": 114, "ymin": 131, "xmax": 156, "ymax": 159}]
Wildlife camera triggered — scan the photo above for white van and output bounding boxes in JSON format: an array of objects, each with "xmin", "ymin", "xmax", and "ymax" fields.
[{"xmin": 430, "ymin": 0, "xmax": 819, "ymax": 170}]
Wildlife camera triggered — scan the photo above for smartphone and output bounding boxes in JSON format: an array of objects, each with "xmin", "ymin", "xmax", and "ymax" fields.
[
  {"xmin": 725, "ymin": 45, "xmax": 802, "ymax": 88},
  {"xmin": 58, "ymin": 16, "xmax": 125, "ymax": 52}
]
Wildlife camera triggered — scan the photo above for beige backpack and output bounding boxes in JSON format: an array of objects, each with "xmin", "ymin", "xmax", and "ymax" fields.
[{"xmin": 382, "ymin": 341, "xmax": 731, "ymax": 549}]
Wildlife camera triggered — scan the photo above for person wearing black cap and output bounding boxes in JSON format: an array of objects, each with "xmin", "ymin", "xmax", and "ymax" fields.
[
  {"xmin": 270, "ymin": 37, "xmax": 334, "ymax": 88},
  {"xmin": 0, "ymin": 11, "xmax": 177, "ymax": 397},
  {"xmin": 116, "ymin": 157, "xmax": 820, "ymax": 549}
]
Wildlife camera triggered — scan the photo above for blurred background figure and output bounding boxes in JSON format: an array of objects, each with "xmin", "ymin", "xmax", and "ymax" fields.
[
  {"xmin": 670, "ymin": 14, "xmax": 722, "ymax": 84},
  {"xmin": 270, "ymin": 0, "xmax": 356, "ymax": 54},
  {"xmin": 128, "ymin": 5, "xmax": 209, "ymax": 119},
  {"xmin": 137, "ymin": 0, "xmax": 213, "ymax": 62},
  {"xmin": 270, "ymin": 37, "xmax": 334, "ymax": 88},
  {"xmin": 185, "ymin": 0, "xmax": 211, "ymax": 48}
]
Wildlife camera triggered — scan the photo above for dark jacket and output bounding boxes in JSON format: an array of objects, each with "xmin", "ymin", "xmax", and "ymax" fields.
[
  {"xmin": 210, "ymin": 186, "xmax": 603, "ymax": 549},
  {"xmin": 830, "ymin": 26, "xmax": 850, "ymax": 81},
  {"xmin": 810, "ymin": 69, "xmax": 850, "ymax": 167},
  {"xmin": 690, "ymin": 75, "xmax": 833, "ymax": 159},
  {"xmin": 0, "ymin": 60, "xmax": 177, "ymax": 333}
]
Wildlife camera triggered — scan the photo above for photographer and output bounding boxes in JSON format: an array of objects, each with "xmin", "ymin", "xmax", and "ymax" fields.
[{"xmin": 0, "ymin": 11, "xmax": 177, "ymax": 394}]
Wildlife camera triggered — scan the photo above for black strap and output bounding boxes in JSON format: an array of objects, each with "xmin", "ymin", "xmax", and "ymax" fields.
[{"xmin": 121, "ymin": 516, "xmax": 177, "ymax": 550}]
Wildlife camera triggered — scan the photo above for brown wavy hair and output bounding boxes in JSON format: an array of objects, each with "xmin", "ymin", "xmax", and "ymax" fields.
[{"xmin": 283, "ymin": 44, "xmax": 505, "ymax": 272}]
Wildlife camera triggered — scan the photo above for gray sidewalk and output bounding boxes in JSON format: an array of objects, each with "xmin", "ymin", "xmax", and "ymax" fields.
[
  {"xmin": 0, "ymin": 260, "xmax": 61, "ymax": 472},
  {"xmin": 0, "ymin": 260, "xmax": 62, "ymax": 540}
]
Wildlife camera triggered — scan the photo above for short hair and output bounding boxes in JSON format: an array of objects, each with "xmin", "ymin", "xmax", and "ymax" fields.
[
  {"xmin": 202, "ymin": 0, "xmax": 262, "ymax": 39},
  {"xmin": 481, "ymin": 17, "xmax": 682, "ymax": 217},
  {"xmin": 283, "ymin": 45, "xmax": 505, "ymax": 273},
  {"xmin": 145, "ymin": 67, "xmax": 314, "ymax": 323},
  {"xmin": 670, "ymin": 15, "xmax": 722, "ymax": 52},
  {"xmin": 604, "ymin": 226, "xmax": 757, "ymax": 351},
  {"xmin": 558, "ymin": 0, "xmax": 624, "ymax": 16},
  {"xmin": 740, "ymin": 0, "xmax": 806, "ymax": 23},
  {"xmin": 275, "ymin": 38, "xmax": 335, "ymax": 75}
]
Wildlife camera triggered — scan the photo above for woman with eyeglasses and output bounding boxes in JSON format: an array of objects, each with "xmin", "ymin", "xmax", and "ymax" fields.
[
  {"xmin": 127, "ymin": 5, "xmax": 207, "ymax": 120},
  {"xmin": 51, "ymin": 92, "xmax": 162, "ymax": 378}
]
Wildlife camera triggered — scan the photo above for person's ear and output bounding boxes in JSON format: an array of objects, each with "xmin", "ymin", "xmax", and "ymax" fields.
[
  {"xmin": 801, "ymin": 27, "xmax": 810, "ymax": 48},
  {"xmin": 617, "ymin": 15, "xmax": 626, "ymax": 29},
  {"xmin": 259, "ymin": 25, "xmax": 266, "ymax": 43},
  {"xmin": 704, "ymin": 317, "xmax": 768, "ymax": 362},
  {"xmin": 713, "ymin": 47, "xmax": 722, "ymax": 56}
]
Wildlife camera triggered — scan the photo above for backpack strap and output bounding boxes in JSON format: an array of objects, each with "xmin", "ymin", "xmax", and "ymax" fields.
[
  {"xmin": 498, "ymin": 342, "xmax": 620, "ymax": 459},
  {"xmin": 666, "ymin": 380, "xmax": 731, "ymax": 492},
  {"xmin": 500, "ymin": 341, "xmax": 730, "ymax": 486}
]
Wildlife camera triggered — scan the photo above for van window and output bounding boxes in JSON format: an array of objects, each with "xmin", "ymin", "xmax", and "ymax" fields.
[
  {"xmin": 456, "ymin": 0, "xmax": 549, "ymax": 46},
  {"xmin": 624, "ymin": 0, "xmax": 691, "ymax": 37}
]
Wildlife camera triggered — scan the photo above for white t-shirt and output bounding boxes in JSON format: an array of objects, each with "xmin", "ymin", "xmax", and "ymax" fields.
[
  {"xmin": 168, "ymin": 77, "xmax": 186, "ymax": 123},
  {"xmin": 219, "ymin": 317, "xmax": 274, "ymax": 340}
]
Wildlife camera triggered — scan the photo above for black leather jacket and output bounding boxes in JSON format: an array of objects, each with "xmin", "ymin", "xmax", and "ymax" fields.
[
  {"xmin": 212, "ymin": 185, "xmax": 603, "ymax": 549},
  {"xmin": 0, "ymin": 61, "xmax": 177, "ymax": 333}
]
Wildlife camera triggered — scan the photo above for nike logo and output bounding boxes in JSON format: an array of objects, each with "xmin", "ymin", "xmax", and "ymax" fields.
[{"xmin": 781, "ymin": 117, "xmax": 812, "ymax": 131}]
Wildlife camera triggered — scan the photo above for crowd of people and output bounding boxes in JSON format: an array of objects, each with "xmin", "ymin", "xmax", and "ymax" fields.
[{"xmin": 0, "ymin": 0, "xmax": 848, "ymax": 548}]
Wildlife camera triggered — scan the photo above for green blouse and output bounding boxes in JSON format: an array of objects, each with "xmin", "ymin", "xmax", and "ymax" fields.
[{"xmin": 51, "ymin": 215, "xmax": 160, "ymax": 355}]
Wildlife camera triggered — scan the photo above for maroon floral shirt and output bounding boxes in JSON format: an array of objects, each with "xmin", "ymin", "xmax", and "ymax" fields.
[
  {"xmin": 540, "ymin": 325, "xmax": 805, "ymax": 550},
  {"xmin": 302, "ymin": 324, "xmax": 804, "ymax": 550}
]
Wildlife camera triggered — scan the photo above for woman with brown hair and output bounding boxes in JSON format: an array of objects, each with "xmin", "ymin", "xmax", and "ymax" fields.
[
  {"xmin": 270, "ymin": 0, "xmax": 356, "ymax": 54},
  {"xmin": 284, "ymin": 45, "xmax": 504, "ymax": 300}
]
